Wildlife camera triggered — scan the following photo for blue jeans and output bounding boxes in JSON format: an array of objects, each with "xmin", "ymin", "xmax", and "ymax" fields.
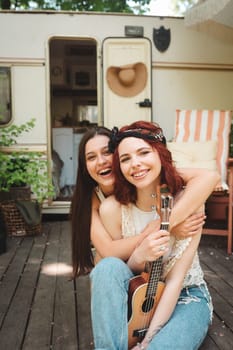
[{"xmin": 90, "ymin": 257, "xmax": 212, "ymax": 350}]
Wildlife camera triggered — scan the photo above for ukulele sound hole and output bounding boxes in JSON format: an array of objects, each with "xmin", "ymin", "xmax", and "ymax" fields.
[{"xmin": 142, "ymin": 297, "xmax": 154, "ymax": 312}]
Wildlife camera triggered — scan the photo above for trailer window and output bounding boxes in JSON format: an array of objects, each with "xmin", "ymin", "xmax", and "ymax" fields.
[{"xmin": 0, "ymin": 67, "xmax": 11, "ymax": 125}]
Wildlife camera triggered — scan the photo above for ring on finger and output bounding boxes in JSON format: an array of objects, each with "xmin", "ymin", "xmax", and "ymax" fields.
[{"xmin": 159, "ymin": 245, "xmax": 166, "ymax": 251}]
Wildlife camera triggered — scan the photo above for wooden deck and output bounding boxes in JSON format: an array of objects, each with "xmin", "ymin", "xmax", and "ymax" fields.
[{"xmin": 0, "ymin": 217, "xmax": 232, "ymax": 350}]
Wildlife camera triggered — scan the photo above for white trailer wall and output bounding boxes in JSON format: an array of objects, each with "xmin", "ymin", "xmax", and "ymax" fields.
[
  {"xmin": 154, "ymin": 68, "xmax": 233, "ymax": 140},
  {"xmin": 11, "ymin": 65, "xmax": 47, "ymax": 145}
]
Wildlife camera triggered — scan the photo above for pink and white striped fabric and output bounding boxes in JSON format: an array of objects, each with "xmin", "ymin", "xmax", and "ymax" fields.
[{"xmin": 174, "ymin": 109, "xmax": 232, "ymax": 189}]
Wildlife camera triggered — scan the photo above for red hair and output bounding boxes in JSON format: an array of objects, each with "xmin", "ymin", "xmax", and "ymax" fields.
[{"xmin": 112, "ymin": 121, "xmax": 184, "ymax": 204}]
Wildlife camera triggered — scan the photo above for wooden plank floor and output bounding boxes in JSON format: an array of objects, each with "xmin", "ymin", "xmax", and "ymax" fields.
[{"xmin": 0, "ymin": 218, "xmax": 232, "ymax": 350}]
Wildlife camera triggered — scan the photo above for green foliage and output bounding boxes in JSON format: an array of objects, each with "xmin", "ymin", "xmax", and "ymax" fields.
[
  {"xmin": 0, "ymin": 118, "xmax": 35, "ymax": 146},
  {"xmin": 171, "ymin": 0, "xmax": 198, "ymax": 15},
  {"xmin": 0, "ymin": 118, "xmax": 54, "ymax": 203},
  {"xmin": 0, "ymin": 0, "xmax": 198, "ymax": 14},
  {"xmin": 0, "ymin": 0, "xmax": 151, "ymax": 13}
]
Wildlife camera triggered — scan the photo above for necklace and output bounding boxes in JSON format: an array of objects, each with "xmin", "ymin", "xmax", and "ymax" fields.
[
  {"xmin": 136, "ymin": 192, "xmax": 157, "ymax": 212},
  {"xmin": 151, "ymin": 193, "xmax": 156, "ymax": 211}
]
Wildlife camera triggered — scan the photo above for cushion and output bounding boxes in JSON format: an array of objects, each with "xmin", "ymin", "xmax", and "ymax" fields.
[
  {"xmin": 174, "ymin": 109, "xmax": 232, "ymax": 189},
  {"xmin": 167, "ymin": 141, "xmax": 217, "ymax": 170}
]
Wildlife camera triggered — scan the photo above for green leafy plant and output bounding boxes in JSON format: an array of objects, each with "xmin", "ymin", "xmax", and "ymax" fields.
[{"xmin": 0, "ymin": 118, "xmax": 54, "ymax": 203}]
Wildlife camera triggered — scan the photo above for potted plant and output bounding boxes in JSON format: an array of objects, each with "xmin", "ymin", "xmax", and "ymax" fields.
[
  {"xmin": 0, "ymin": 118, "xmax": 54, "ymax": 202},
  {"xmin": 0, "ymin": 118, "xmax": 54, "ymax": 237}
]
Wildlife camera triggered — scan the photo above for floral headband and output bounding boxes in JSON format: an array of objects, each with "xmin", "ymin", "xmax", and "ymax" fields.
[{"xmin": 108, "ymin": 126, "xmax": 166, "ymax": 153}]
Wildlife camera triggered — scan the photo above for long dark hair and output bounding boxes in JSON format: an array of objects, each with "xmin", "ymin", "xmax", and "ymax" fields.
[
  {"xmin": 111, "ymin": 121, "xmax": 185, "ymax": 204},
  {"xmin": 71, "ymin": 126, "xmax": 111, "ymax": 277}
]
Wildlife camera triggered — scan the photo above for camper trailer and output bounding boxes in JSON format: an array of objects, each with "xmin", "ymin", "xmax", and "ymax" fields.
[{"xmin": 0, "ymin": 10, "xmax": 233, "ymax": 213}]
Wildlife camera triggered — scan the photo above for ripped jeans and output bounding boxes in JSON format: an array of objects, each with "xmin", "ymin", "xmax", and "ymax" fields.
[{"xmin": 90, "ymin": 257, "xmax": 212, "ymax": 350}]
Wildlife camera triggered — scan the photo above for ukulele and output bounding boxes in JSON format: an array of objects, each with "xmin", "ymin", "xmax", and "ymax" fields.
[{"xmin": 128, "ymin": 194, "xmax": 173, "ymax": 349}]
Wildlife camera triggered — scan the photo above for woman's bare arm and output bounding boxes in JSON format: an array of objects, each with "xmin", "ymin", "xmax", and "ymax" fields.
[
  {"xmin": 170, "ymin": 168, "xmax": 220, "ymax": 230},
  {"xmin": 131, "ymin": 205, "xmax": 204, "ymax": 349},
  {"xmin": 91, "ymin": 194, "xmax": 160, "ymax": 261},
  {"xmin": 171, "ymin": 211, "xmax": 205, "ymax": 238},
  {"xmin": 91, "ymin": 168, "xmax": 219, "ymax": 260},
  {"xmin": 138, "ymin": 230, "xmax": 202, "ymax": 349}
]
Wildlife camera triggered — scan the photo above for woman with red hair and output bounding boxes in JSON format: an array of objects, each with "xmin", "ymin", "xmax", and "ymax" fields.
[
  {"xmin": 71, "ymin": 125, "xmax": 219, "ymax": 278},
  {"xmin": 90, "ymin": 121, "xmax": 217, "ymax": 350}
]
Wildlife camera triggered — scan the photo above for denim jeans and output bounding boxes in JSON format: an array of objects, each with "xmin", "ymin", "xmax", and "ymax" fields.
[{"xmin": 90, "ymin": 257, "xmax": 212, "ymax": 350}]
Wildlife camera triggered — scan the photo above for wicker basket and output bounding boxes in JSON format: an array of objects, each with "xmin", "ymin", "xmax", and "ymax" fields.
[
  {"xmin": 0, "ymin": 186, "xmax": 31, "ymax": 202},
  {"xmin": 0, "ymin": 200, "xmax": 42, "ymax": 236}
]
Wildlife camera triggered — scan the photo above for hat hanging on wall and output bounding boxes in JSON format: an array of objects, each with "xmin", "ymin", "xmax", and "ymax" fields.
[{"xmin": 106, "ymin": 62, "xmax": 147, "ymax": 97}]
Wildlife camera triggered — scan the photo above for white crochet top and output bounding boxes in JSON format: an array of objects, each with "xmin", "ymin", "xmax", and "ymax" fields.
[{"xmin": 121, "ymin": 204, "xmax": 205, "ymax": 288}]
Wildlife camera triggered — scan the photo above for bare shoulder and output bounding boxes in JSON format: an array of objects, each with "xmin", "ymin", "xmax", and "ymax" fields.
[
  {"xmin": 99, "ymin": 195, "xmax": 122, "ymax": 238},
  {"xmin": 99, "ymin": 195, "xmax": 121, "ymax": 216}
]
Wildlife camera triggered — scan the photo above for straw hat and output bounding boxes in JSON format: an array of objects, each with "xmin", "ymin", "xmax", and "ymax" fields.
[{"xmin": 106, "ymin": 62, "xmax": 147, "ymax": 97}]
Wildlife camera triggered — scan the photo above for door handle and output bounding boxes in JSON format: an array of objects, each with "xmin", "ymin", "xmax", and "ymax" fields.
[{"xmin": 137, "ymin": 98, "xmax": 152, "ymax": 107}]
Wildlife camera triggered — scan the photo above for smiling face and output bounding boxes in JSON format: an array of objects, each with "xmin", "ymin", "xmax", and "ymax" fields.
[
  {"xmin": 85, "ymin": 135, "xmax": 114, "ymax": 195},
  {"xmin": 118, "ymin": 137, "xmax": 161, "ymax": 191}
]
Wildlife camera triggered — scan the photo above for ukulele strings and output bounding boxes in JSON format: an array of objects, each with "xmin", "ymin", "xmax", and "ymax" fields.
[
  {"xmin": 140, "ymin": 191, "xmax": 172, "ymax": 335},
  {"xmin": 141, "ymin": 257, "xmax": 163, "ymax": 332},
  {"xmin": 140, "ymin": 188, "xmax": 163, "ymax": 332}
]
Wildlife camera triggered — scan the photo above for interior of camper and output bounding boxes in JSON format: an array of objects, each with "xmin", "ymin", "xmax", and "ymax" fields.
[{"xmin": 49, "ymin": 37, "xmax": 98, "ymax": 201}]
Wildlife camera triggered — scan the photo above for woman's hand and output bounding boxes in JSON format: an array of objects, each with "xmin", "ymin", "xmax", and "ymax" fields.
[
  {"xmin": 127, "ymin": 229, "xmax": 170, "ymax": 273},
  {"xmin": 171, "ymin": 212, "xmax": 206, "ymax": 239},
  {"xmin": 136, "ymin": 230, "xmax": 170, "ymax": 262}
]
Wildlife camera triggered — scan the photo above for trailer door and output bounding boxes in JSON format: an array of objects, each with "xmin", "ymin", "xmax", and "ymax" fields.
[{"xmin": 103, "ymin": 37, "xmax": 152, "ymax": 129}]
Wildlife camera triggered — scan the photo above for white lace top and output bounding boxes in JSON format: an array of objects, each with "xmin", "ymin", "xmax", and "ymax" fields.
[{"xmin": 121, "ymin": 204, "xmax": 205, "ymax": 288}]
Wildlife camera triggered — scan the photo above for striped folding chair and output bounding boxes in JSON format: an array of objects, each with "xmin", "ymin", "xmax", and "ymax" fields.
[{"xmin": 168, "ymin": 109, "xmax": 233, "ymax": 254}]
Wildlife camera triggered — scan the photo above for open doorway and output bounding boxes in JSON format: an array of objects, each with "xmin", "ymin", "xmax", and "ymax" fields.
[{"xmin": 49, "ymin": 37, "xmax": 97, "ymax": 201}]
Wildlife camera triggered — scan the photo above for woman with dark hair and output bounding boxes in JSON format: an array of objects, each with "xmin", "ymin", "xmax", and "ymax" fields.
[
  {"xmin": 90, "ymin": 121, "xmax": 218, "ymax": 350},
  {"xmin": 71, "ymin": 125, "xmax": 219, "ymax": 277},
  {"xmin": 71, "ymin": 126, "xmax": 112, "ymax": 276},
  {"xmin": 71, "ymin": 126, "xmax": 159, "ymax": 276}
]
